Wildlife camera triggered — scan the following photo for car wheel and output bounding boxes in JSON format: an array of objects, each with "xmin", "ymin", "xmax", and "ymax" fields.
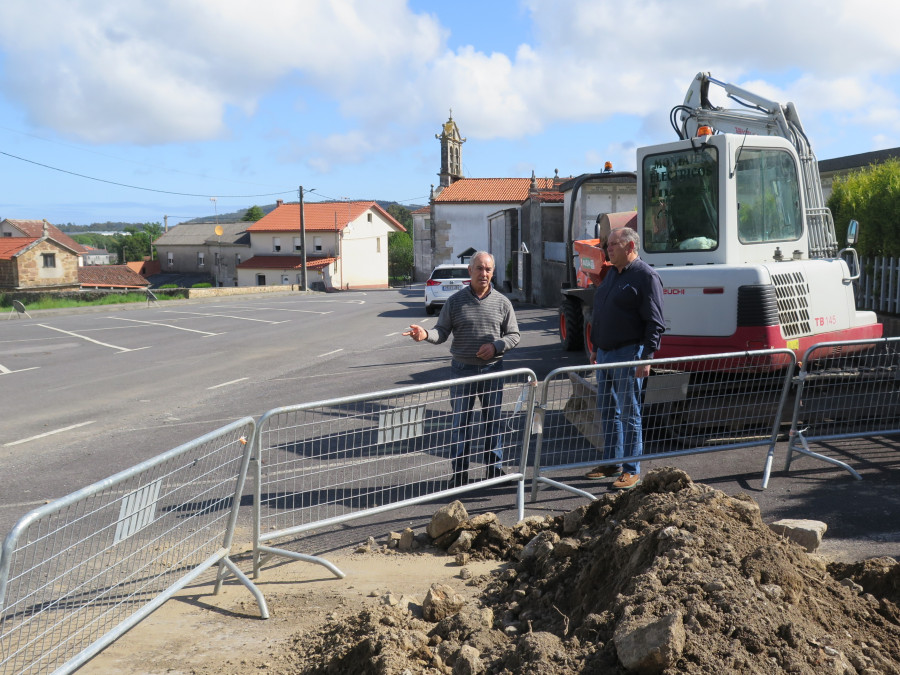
[{"xmin": 426, "ymin": 305, "xmax": 436, "ymax": 316}]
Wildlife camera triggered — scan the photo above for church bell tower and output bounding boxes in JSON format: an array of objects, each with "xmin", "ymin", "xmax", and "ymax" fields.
[{"xmin": 436, "ymin": 110, "xmax": 466, "ymax": 188}]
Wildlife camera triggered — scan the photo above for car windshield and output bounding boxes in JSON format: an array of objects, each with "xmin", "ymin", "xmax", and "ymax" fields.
[{"xmin": 431, "ymin": 268, "xmax": 469, "ymax": 280}]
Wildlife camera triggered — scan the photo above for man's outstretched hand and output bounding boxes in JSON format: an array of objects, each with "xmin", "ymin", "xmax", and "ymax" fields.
[{"xmin": 403, "ymin": 325, "xmax": 427, "ymax": 341}]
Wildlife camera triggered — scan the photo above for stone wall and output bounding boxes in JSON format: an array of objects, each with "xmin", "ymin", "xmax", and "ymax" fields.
[
  {"xmin": 185, "ymin": 285, "xmax": 303, "ymax": 299},
  {"xmin": 17, "ymin": 240, "xmax": 79, "ymax": 288}
]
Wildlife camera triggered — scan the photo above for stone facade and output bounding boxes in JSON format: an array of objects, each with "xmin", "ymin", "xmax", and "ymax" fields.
[{"xmin": 0, "ymin": 239, "xmax": 80, "ymax": 290}]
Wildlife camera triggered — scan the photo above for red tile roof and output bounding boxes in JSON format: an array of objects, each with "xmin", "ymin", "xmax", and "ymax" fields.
[
  {"xmin": 4, "ymin": 219, "xmax": 87, "ymax": 252},
  {"xmin": 0, "ymin": 237, "xmax": 38, "ymax": 259},
  {"xmin": 411, "ymin": 205, "xmax": 430, "ymax": 214},
  {"xmin": 434, "ymin": 178, "xmax": 558, "ymax": 203},
  {"xmin": 246, "ymin": 201, "xmax": 406, "ymax": 233},
  {"xmin": 236, "ymin": 256, "xmax": 337, "ymax": 270},
  {"xmin": 78, "ymin": 265, "xmax": 150, "ymax": 288},
  {"xmin": 537, "ymin": 191, "xmax": 565, "ymax": 203}
]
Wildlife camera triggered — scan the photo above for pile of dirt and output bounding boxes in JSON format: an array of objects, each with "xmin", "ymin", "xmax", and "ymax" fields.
[{"xmin": 277, "ymin": 467, "xmax": 900, "ymax": 674}]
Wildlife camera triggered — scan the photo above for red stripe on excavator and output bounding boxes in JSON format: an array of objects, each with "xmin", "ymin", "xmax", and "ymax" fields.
[{"xmin": 656, "ymin": 323, "xmax": 884, "ymax": 362}]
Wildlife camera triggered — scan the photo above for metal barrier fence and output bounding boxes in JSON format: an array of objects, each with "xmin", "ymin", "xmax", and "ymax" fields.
[
  {"xmin": 785, "ymin": 337, "xmax": 900, "ymax": 479},
  {"xmin": 0, "ymin": 418, "xmax": 267, "ymax": 675},
  {"xmin": 858, "ymin": 255, "xmax": 900, "ymax": 314},
  {"xmin": 531, "ymin": 350, "xmax": 797, "ymax": 500},
  {"xmin": 251, "ymin": 369, "xmax": 537, "ymax": 577}
]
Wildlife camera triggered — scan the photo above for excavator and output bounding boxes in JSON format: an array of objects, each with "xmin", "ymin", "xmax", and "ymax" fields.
[{"xmin": 559, "ymin": 72, "xmax": 882, "ymax": 360}]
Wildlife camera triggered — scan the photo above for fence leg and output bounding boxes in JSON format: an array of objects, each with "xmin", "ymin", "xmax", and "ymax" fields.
[
  {"xmin": 220, "ymin": 556, "xmax": 270, "ymax": 619},
  {"xmin": 786, "ymin": 429, "xmax": 863, "ymax": 481},
  {"xmin": 760, "ymin": 439, "xmax": 778, "ymax": 489},
  {"xmin": 256, "ymin": 545, "xmax": 346, "ymax": 579}
]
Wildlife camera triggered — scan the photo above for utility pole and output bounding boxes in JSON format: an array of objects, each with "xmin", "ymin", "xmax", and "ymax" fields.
[{"xmin": 299, "ymin": 186, "xmax": 308, "ymax": 291}]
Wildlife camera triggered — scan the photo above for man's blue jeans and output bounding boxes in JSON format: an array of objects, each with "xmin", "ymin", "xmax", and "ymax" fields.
[
  {"xmin": 449, "ymin": 359, "xmax": 504, "ymax": 474},
  {"xmin": 595, "ymin": 344, "xmax": 644, "ymax": 475}
]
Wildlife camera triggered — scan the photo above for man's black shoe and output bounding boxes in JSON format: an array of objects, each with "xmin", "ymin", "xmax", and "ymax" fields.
[
  {"xmin": 448, "ymin": 471, "xmax": 469, "ymax": 489},
  {"xmin": 484, "ymin": 464, "xmax": 506, "ymax": 480}
]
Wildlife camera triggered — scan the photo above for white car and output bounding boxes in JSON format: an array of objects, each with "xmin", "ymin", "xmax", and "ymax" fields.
[{"xmin": 424, "ymin": 264, "xmax": 470, "ymax": 315}]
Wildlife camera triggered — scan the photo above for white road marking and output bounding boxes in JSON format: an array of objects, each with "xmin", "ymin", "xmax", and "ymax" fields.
[
  {"xmin": 4, "ymin": 420, "xmax": 96, "ymax": 447},
  {"xmin": 318, "ymin": 349, "xmax": 344, "ymax": 357},
  {"xmin": 0, "ymin": 364, "xmax": 39, "ymax": 375},
  {"xmin": 207, "ymin": 377, "xmax": 249, "ymax": 390},
  {"xmin": 202, "ymin": 305, "xmax": 332, "ymax": 315},
  {"xmin": 163, "ymin": 310, "xmax": 286, "ymax": 324},
  {"xmin": 110, "ymin": 317, "xmax": 220, "ymax": 336},
  {"xmin": 37, "ymin": 324, "xmax": 134, "ymax": 352}
]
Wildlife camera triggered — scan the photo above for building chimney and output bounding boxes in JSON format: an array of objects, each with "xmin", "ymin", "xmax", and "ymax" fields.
[
  {"xmin": 42, "ymin": 219, "xmax": 49, "ymax": 238},
  {"xmin": 276, "ymin": 199, "xmax": 284, "ymax": 208}
]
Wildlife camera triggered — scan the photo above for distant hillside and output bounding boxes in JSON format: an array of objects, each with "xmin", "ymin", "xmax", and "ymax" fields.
[{"xmin": 60, "ymin": 201, "xmax": 424, "ymax": 232}]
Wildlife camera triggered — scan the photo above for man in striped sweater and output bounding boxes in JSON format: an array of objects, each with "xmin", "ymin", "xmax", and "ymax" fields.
[{"xmin": 404, "ymin": 251, "xmax": 520, "ymax": 488}]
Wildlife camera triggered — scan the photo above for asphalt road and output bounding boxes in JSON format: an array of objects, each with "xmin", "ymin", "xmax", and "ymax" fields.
[{"xmin": 1, "ymin": 287, "xmax": 897, "ymax": 562}]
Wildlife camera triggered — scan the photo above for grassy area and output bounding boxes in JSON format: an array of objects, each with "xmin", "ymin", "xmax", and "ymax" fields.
[{"xmin": 2, "ymin": 292, "xmax": 175, "ymax": 311}]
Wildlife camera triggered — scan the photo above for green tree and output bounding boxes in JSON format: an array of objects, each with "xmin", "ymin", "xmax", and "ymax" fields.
[
  {"xmin": 142, "ymin": 222, "xmax": 162, "ymax": 245},
  {"xmin": 242, "ymin": 205, "xmax": 265, "ymax": 221},
  {"xmin": 117, "ymin": 226, "xmax": 152, "ymax": 263},
  {"xmin": 388, "ymin": 231, "xmax": 413, "ymax": 280},
  {"xmin": 829, "ymin": 158, "xmax": 900, "ymax": 257},
  {"xmin": 387, "ymin": 204, "xmax": 413, "ymax": 232},
  {"xmin": 72, "ymin": 233, "xmax": 119, "ymax": 251}
]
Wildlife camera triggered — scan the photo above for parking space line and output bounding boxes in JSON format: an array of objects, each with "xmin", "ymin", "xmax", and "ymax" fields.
[
  {"xmin": 204, "ymin": 305, "xmax": 332, "ymax": 315},
  {"xmin": 38, "ymin": 324, "xmax": 135, "ymax": 352},
  {"xmin": 318, "ymin": 348, "xmax": 343, "ymax": 357},
  {"xmin": 111, "ymin": 317, "xmax": 220, "ymax": 336},
  {"xmin": 162, "ymin": 310, "xmax": 287, "ymax": 324},
  {"xmin": 207, "ymin": 377, "xmax": 249, "ymax": 390},
  {"xmin": 4, "ymin": 421, "xmax": 95, "ymax": 447},
  {"xmin": 0, "ymin": 363, "xmax": 40, "ymax": 375}
]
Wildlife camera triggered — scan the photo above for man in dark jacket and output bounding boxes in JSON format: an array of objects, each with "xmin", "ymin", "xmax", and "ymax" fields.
[{"xmin": 584, "ymin": 227, "xmax": 665, "ymax": 489}]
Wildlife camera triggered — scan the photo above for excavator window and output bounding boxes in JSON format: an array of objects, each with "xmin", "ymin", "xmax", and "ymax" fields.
[
  {"xmin": 642, "ymin": 147, "xmax": 719, "ymax": 252},
  {"xmin": 735, "ymin": 149, "xmax": 802, "ymax": 244}
]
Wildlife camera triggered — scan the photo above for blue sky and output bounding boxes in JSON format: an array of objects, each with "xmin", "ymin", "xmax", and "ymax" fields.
[{"xmin": 0, "ymin": 0, "xmax": 898, "ymax": 227}]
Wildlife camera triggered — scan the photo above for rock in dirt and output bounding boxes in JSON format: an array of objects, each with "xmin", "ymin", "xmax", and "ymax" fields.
[
  {"xmin": 428, "ymin": 500, "xmax": 468, "ymax": 540},
  {"xmin": 769, "ymin": 518, "xmax": 828, "ymax": 552},
  {"xmin": 423, "ymin": 583, "xmax": 466, "ymax": 622}
]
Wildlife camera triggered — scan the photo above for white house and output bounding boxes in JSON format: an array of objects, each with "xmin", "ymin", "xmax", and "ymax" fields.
[{"xmin": 240, "ymin": 200, "xmax": 406, "ymax": 290}]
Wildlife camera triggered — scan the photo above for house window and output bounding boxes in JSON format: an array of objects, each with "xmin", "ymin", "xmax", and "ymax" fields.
[
  {"xmin": 293, "ymin": 237, "xmax": 302, "ymax": 251},
  {"xmin": 235, "ymin": 253, "xmax": 241, "ymax": 265},
  {"xmin": 314, "ymin": 236, "xmax": 323, "ymax": 252},
  {"xmin": 2, "ymin": 232, "xmax": 11, "ymax": 237},
  {"xmin": 214, "ymin": 252, "xmax": 221, "ymax": 266},
  {"xmin": 256, "ymin": 274, "xmax": 266, "ymax": 286},
  {"xmin": 273, "ymin": 237, "xmax": 281, "ymax": 252},
  {"xmin": 422, "ymin": 218, "xmax": 430, "ymax": 231},
  {"xmin": 42, "ymin": 253, "xmax": 56, "ymax": 268},
  {"xmin": 167, "ymin": 252, "xmax": 174, "ymax": 267},
  {"xmin": 198, "ymin": 252, "xmax": 205, "ymax": 267},
  {"xmin": 367, "ymin": 213, "xmax": 373, "ymax": 223},
  {"xmin": 376, "ymin": 237, "xmax": 381, "ymax": 253}
]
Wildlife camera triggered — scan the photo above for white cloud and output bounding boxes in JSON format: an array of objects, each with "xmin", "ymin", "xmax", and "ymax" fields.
[{"xmin": 1, "ymin": 0, "xmax": 899, "ymax": 162}]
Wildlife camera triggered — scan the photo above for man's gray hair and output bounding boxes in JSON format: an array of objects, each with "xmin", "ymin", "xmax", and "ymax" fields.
[
  {"xmin": 612, "ymin": 227, "xmax": 641, "ymax": 249},
  {"xmin": 469, "ymin": 251, "xmax": 495, "ymax": 268}
]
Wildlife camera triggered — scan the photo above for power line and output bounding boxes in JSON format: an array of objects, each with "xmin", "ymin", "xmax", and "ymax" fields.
[
  {"xmin": 0, "ymin": 149, "xmax": 296, "ymax": 198},
  {"xmin": 0, "ymin": 124, "xmax": 280, "ymax": 189}
]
